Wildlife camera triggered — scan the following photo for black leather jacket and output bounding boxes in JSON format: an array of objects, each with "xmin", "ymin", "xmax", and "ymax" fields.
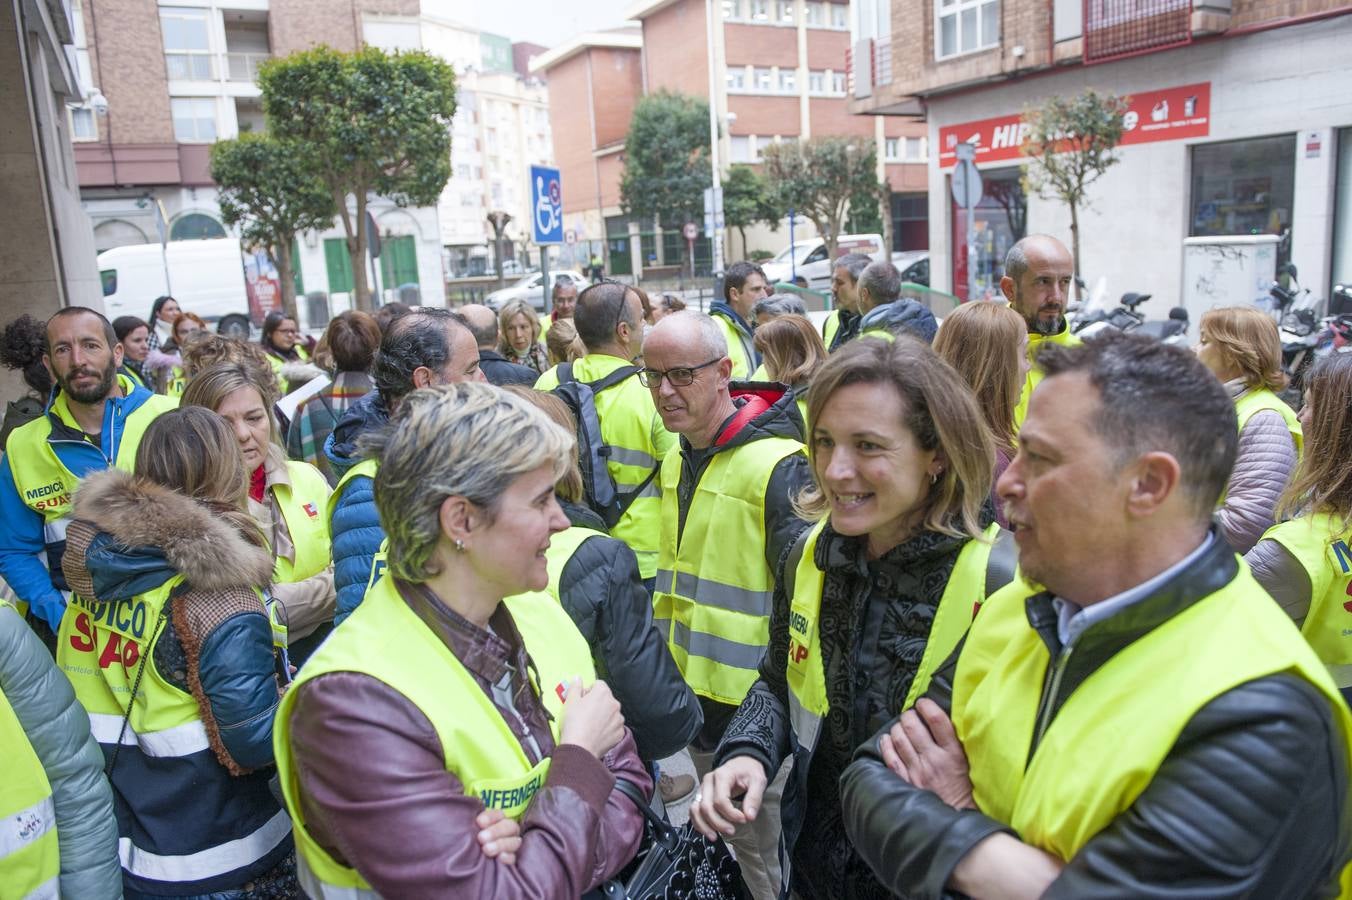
[{"xmin": 840, "ymin": 535, "xmax": 1352, "ymax": 899}]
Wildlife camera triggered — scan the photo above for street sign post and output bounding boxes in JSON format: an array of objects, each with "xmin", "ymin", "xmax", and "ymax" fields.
[
  {"xmin": 683, "ymin": 222, "xmax": 698, "ymax": 278},
  {"xmin": 531, "ymin": 165, "xmax": 563, "ymax": 312},
  {"xmin": 952, "ymin": 143, "xmax": 983, "ymax": 302}
]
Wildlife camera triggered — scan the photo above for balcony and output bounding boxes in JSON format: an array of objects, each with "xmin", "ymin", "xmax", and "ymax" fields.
[
  {"xmin": 226, "ymin": 52, "xmax": 270, "ymax": 82},
  {"xmin": 846, "ymin": 37, "xmax": 892, "ymax": 99}
]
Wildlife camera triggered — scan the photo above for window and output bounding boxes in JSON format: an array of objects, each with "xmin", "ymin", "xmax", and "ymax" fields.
[
  {"xmin": 1334, "ymin": 128, "xmax": 1352, "ymax": 305},
  {"xmin": 831, "ymin": 2, "xmax": 849, "ymax": 27},
  {"xmin": 171, "ymin": 98, "xmax": 216, "ymax": 142},
  {"xmin": 808, "ymin": 70, "xmax": 825, "ymax": 93},
  {"xmin": 160, "ymin": 7, "xmax": 213, "ymax": 81},
  {"xmin": 170, "ymin": 213, "xmax": 225, "ymax": 241},
  {"xmin": 1190, "ymin": 135, "xmax": 1296, "ymax": 268},
  {"xmin": 755, "ymin": 67, "xmax": 773, "ymax": 91},
  {"xmin": 937, "ymin": 0, "xmax": 999, "ymax": 58},
  {"xmin": 324, "ymin": 238, "xmax": 354, "ymax": 293},
  {"xmin": 727, "ymin": 67, "xmax": 746, "ymax": 91},
  {"xmin": 831, "ymin": 71, "xmax": 846, "ymax": 93},
  {"xmin": 751, "ymin": 0, "xmax": 770, "ymax": 21},
  {"xmin": 805, "ymin": 1, "xmax": 826, "ymax": 25},
  {"xmin": 778, "ymin": 68, "xmax": 796, "ymax": 93},
  {"xmin": 951, "ymin": 167, "xmax": 1024, "ymax": 300},
  {"xmin": 754, "ymin": 135, "xmax": 774, "ymax": 160},
  {"xmin": 69, "ymin": 107, "xmax": 97, "ymax": 141},
  {"xmin": 777, "ymin": 0, "xmax": 795, "ymax": 23},
  {"xmin": 723, "ymin": 0, "xmax": 746, "ymax": 20},
  {"xmin": 730, "ymin": 135, "xmax": 752, "ymax": 163},
  {"xmin": 885, "ymin": 138, "xmax": 901, "ymax": 160},
  {"xmin": 363, "ymin": 18, "xmax": 421, "ymax": 52}
]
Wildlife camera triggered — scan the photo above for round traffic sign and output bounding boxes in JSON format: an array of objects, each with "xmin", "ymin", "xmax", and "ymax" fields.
[{"xmin": 683, "ymin": 222, "xmax": 698, "ymax": 240}]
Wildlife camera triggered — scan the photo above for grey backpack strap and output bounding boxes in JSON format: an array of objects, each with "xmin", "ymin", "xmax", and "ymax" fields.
[{"xmin": 984, "ymin": 526, "xmax": 1019, "ymax": 598}]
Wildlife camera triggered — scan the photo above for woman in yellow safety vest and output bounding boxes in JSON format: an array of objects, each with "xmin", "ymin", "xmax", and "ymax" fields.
[
  {"xmin": 261, "ymin": 310, "xmax": 313, "ymax": 394},
  {"xmin": 754, "ymin": 313, "xmax": 827, "ymax": 429},
  {"xmin": 182, "ymin": 362, "xmax": 335, "ymax": 666},
  {"xmin": 690, "ymin": 337, "xmax": 1017, "ymax": 900},
  {"xmin": 56, "ymin": 407, "xmax": 296, "ymax": 895},
  {"xmin": 1248, "ymin": 351, "xmax": 1352, "ymax": 703},
  {"xmin": 272, "ymin": 382, "xmax": 652, "ymax": 898},
  {"xmin": 154, "ymin": 311, "xmax": 207, "ymax": 398},
  {"xmin": 1196, "ymin": 306, "xmax": 1302, "ymax": 553}
]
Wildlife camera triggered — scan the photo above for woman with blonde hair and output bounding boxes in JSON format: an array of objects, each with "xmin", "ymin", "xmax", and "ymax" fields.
[
  {"xmin": 1247, "ymin": 351, "xmax": 1352, "ymax": 701},
  {"xmin": 273, "ymin": 383, "xmax": 650, "ymax": 896},
  {"xmin": 1196, "ymin": 305, "xmax": 1302, "ymax": 552},
  {"xmin": 754, "ymin": 313, "xmax": 828, "ymax": 423},
  {"xmin": 545, "ymin": 315, "xmax": 587, "ymax": 367},
  {"xmin": 182, "ymin": 363, "xmax": 335, "ymax": 663},
  {"xmin": 57, "ymin": 408, "xmax": 295, "ymax": 895},
  {"xmin": 691, "ymin": 336, "xmax": 1016, "ymax": 900},
  {"xmin": 497, "ymin": 298, "xmax": 550, "ymax": 374},
  {"xmin": 933, "ymin": 300, "xmax": 1029, "ymax": 523}
]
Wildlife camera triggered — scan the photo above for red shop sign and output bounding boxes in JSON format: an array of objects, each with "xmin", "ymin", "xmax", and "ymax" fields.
[{"xmin": 938, "ymin": 82, "xmax": 1210, "ymax": 168}]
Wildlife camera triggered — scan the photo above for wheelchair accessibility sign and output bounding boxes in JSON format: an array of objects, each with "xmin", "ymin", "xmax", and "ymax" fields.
[{"xmin": 531, "ymin": 165, "xmax": 564, "ymax": 245}]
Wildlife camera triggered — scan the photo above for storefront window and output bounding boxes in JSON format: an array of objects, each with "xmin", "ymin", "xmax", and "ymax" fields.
[
  {"xmin": 950, "ymin": 166, "xmax": 1025, "ymax": 301},
  {"xmin": 1190, "ymin": 134, "xmax": 1296, "ymax": 268},
  {"xmin": 1332, "ymin": 127, "xmax": 1352, "ymax": 311}
]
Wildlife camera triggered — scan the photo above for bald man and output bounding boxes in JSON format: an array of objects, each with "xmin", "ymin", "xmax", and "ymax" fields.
[
  {"xmin": 1000, "ymin": 234, "xmax": 1080, "ymax": 429},
  {"xmin": 460, "ymin": 304, "xmax": 536, "ymax": 387}
]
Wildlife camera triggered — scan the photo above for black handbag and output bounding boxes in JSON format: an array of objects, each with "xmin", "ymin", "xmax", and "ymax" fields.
[{"xmin": 596, "ymin": 778, "xmax": 753, "ymax": 900}]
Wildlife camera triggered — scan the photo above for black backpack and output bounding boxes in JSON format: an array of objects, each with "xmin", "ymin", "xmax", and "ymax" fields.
[{"xmin": 551, "ymin": 362, "xmax": 659, "ymax": 529}]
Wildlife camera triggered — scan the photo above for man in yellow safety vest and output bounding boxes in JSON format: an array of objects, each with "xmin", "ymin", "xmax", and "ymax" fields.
[
  {"xmin": 840, "ymin": 330, "xmax": 1352, "ymax": 898},
  {"xmin": 1002, "ymin": 234, "xmax": 1081, "ymax": 430}
]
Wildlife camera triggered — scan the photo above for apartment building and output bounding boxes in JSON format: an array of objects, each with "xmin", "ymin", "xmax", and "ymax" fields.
[
  {"xmin": 72, "ymin": 0, "xmax": 447, "ymax": 322},
  {"xmin": 852, "ymin": 0, "xmax": 1352, "ymax": 312},
  {"xmin": 534, "ymin": 1, "xmax": 929, "ymax": 279}
]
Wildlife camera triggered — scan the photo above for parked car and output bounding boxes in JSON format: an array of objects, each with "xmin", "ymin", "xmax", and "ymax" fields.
[
  {"xmin": 760, "ymin": 233, "xmax": 887, "ymax": 289},
  {"xmin": 891, "ymin": 250, "xmax": 930, "ymax": 287},
  {"xmin": 485, "ymin": 270, "xmax": 589, "ymax": 311}
]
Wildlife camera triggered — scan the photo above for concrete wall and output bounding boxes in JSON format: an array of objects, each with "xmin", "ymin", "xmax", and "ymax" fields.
[{"xmin": 925, "ymin": 17, "xmax": 1352, "ymax": 318}]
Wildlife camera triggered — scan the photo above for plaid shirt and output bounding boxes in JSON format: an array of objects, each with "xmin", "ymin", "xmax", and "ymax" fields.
[{"xmin": 285, "ymin": 371, "xmax": 375, "ymax": 486}]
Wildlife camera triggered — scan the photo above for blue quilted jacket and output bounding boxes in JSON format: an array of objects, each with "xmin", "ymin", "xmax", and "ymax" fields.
[{"xmin": 324, "ymin": 392, "xmax": 389, "ymax": 624}]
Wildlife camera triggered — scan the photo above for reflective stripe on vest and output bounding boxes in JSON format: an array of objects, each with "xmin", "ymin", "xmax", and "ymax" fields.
[
  {"xmin": 785, "ymin": 521, "xmax": 1001, "ymax": 758},
  {"xmin": 275, "ymin": 575, "xmax": 597, "ymax": 896},
  {"xmin": 535, "ymin": 356, "xmax": 672, "ymax": 579},
  {"xmin": 56, "ymin": 579, "xmax": 287, "ymax": 887},
  {"xmin": 653, "ymin": 433, "xmax": 805, "ymax": 705},
  {"xmin": 272, "ymin": 460, "xmax": 333, "ymax": 584},
  {"xmin": 0, "ymin": 601, "xmax": 60, "ymax": 899},
  {"xmin": 950, "ymin": 566, "xmax": 1352, "ymax": 869},
  {"xmin": 1013, "ymin": 325, "xmax": 1081, "ymax": 432},
  {"xmin": 1234, "ymin": 386, "xmax": 1303, "ymax": 452},
  {"xmin": 1263, "ymin": 512, "xmax": 1352, "ymax": 682}
]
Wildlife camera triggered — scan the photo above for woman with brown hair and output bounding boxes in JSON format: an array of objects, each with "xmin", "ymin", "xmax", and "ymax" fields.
[
  {"xmin": 154, "ymin": 311, "xmax": 208, "ymax": 396},
  {"xmin": 754, "ymin": 313, "xmax": 828, "ymax": 425},
  {"xmin": 287, "ymin": 311, "xmax": 380, "ymax": 485},
  {"xmin": 182, "ymin": 363, "xmax": 335, "ymax": 663},
  {"xmin": 1247, "ymin": 351, "xmax": 1352, "ymax": 701},
  {"xmin": 498, "ymin": 298, "xmax": 550, "ymax": 374},
  {"xmin": 691, "ymin": 336, "xmax": 1016, "ymax": 900},
  {"xmin": 56, "ymin": 407, "xmax": 295, "ymax": 896},
  {"xmin": 933, "ymin": 301, "xmax": 1029, "ymax": 524},
  {"xmin": 1196, "ymin": 306, "xmax": 1302, "ymax": 552}
]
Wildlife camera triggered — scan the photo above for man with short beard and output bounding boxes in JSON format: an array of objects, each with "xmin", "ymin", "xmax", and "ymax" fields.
[
  {"xmin": 999, "ymin": 234, "xmax": 1080, "ymax": 430},
  {"xmin": 0, "ymin": 308, "xmax": 175, "ymax": 638}
]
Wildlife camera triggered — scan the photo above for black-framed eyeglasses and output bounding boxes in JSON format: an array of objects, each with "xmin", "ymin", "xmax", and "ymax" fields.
[{"xmin": 638, "ymin": 358, "xmax": 722, "ymax": 388}]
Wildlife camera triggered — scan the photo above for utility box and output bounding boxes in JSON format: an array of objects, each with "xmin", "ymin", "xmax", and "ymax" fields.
[{"xmin": 1180, "ymin": 235, "xmax": 1280, "ymax": 339}]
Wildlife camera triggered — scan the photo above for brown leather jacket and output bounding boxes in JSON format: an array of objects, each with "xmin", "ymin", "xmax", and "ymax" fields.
[{"xmin": 288, "ymin": 580, "xmax": 651, "ymax": 899}]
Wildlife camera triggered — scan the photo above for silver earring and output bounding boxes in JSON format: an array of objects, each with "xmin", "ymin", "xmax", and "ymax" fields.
[
  {"xmin": 930, "ymin": 472, "xmax": 939, "ymax": 485},
  {"xmin": 454, "ymin": 539, "xmax": 465, "ymax": 552}
]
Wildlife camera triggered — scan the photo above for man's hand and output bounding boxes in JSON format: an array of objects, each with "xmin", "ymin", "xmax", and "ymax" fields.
[
  {"xmin": 476, "ymin": 809, "xmax": 523, "ymax": 865},
  {"xmin": 878, "ymin": 698, "xmax": 976, "ymax": 810}
]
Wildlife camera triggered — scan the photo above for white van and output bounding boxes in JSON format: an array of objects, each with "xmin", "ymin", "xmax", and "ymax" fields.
[
  {"xmin": 760, "ymin": 233, "xmax": 887, "ymax": 289},
  {"xmin": 98, "ymin": 239, "xmax": 255, "ymax": 337}
]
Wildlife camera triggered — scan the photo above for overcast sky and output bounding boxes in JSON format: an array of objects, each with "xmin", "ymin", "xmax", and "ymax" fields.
[{"xmin": 459, "ymin": 0, "xmax": 638, "ymax": 47}]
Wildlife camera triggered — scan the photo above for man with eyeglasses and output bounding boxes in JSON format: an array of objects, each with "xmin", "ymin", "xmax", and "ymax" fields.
[
  {"xmin": 642, "ymin": 310, "xmax": 811, "ymax": 899},
  {"xmin": 535, "ymin": 282, "xmax": 674, "ymax": 587}
]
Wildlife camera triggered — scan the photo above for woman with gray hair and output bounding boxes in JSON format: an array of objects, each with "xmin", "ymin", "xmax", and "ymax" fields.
[
  {"xmin": 498, "ymin": 298, "xmax": 551, "ymax": 374},
  {"xmin": 273, "ymin": 383, "xmax": 651, "ymax": 898}
]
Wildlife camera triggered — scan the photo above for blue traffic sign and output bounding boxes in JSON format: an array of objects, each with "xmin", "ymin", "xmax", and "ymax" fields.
[{"xmin": 530, "ymin": 165, "xmax": 564, "ymax": 245}]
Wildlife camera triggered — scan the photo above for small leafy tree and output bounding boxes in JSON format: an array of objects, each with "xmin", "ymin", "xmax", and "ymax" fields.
[
  {"xmin": 721, "ymin": 165, "xmax": 778, "ymax": 255},
  {"xmin": 260, "ymin": 46, "xmax": 457, "ymax": 311},
  {"xmin": 1021, "ymin": 89, "xmax": 1128, "ymax": 300},
  {"xmin": 211, "ymin": 134, "xmax": 335, "ymax": 320},
  {"xmin": 761, "ymin": 137, "xmax": 879, "ymax": 260},
  {"xmin": 620, "ymin": 91, "xmax": 711, "ymax": 252}
]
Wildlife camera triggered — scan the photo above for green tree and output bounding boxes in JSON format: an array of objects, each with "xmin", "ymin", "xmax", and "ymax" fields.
[
  {"xmin": 761, "ymin": 137, "xmax": 879, "ymax": 261},
  {"xmin": 619, "ymin": 91, "xmax": 711, "ymax": 246},
  {"xmin": 259, "ymin": 46, "xmax": 457, "ymax": 312},
  {"xmin": 721, "ymin": 165, "xmax": 778, "ymax": 255},
  {"xmin": 1020, "ymin": 89, "xmax": 1129, "ymax": 300},
  {"xmin": 210, "ymin": 133, "xmax": 335, "ymax": 320}
]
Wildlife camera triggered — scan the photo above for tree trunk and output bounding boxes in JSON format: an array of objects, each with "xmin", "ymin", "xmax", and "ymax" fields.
[
  {"xmin": 879, "ymin": 182, "xmax": 894, "ymax": 253},
  {"xmin": 1068, "ymin": 201, "xmax": 1082, "ymax": 303},
  {"xmin": 274, "ymin": 240, "xmax": 299, "ymax": 322},
  {"xmin": 738, "ymin": 226, "xmax": 748, "ymax": 259},
  {"xmin": 347, "ymin": 191, "xmax": 372, "ymax": 313}
]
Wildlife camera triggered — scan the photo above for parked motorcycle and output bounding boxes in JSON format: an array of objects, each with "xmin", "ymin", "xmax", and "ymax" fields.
[{"xmin": 1071, "ymin": 292, "xmax": 1189, "ymax": 346}]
